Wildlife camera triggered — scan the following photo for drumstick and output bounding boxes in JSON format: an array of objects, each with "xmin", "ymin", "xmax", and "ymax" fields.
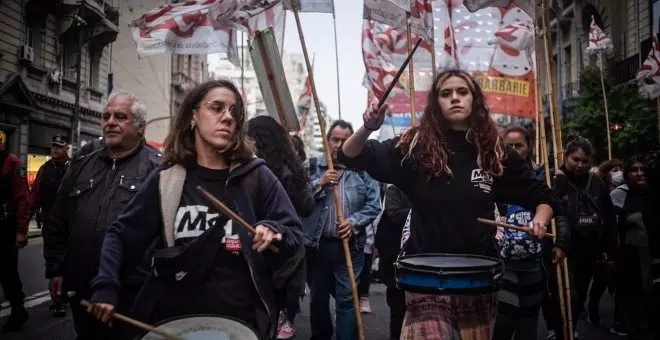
[
  {"xmin": 79, "ymin": 299, "xmax": 185, "ymax": 340},
  {"xmin": 197, "ymin": 186, "xmax": 279, "ymax": 253},
  {"xmin": 477, "ymin": 218, "xmax": 555, "ymax": 237},
  {"xmin": 378, "ymin": 38, "xmax": 423, "ymax": 108}
]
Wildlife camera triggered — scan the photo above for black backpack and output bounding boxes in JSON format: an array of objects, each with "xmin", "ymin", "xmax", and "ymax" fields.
[{"xmin": 567, "ymin": 173, "xmax": 603, "ymax": 240}]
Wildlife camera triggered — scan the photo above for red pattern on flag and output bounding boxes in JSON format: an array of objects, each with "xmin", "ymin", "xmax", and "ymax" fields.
[
  {"xmin": 637, "ymin": 34, "xmax": 660, "ymax": 98},
  {"xmin": 362, "ymin": 20, "xmax": 432, "ymax": 99}
]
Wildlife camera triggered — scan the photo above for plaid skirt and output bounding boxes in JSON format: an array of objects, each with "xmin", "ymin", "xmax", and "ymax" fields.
[{"xmin": 400, "ymin": 291, "xmax": 499, "ymax": 340}]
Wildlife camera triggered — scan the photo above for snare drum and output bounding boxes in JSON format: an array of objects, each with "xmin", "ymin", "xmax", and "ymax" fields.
[
  {"xmin": 395, "ymin": 253, "xmax": 503, "ymax": 295},
  {"xmin": 139, "ymin": 315, "xmax": 260, "ymax": 340}
]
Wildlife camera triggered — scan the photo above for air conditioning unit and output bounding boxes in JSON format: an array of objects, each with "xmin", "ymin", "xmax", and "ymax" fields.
[
  {"xmin": 19, "ymin": 45, "xmax": 34, "ymax": 63},
  {"xmin": 49, "ymin": 70, "xmax": 62, "ymax": 84}
]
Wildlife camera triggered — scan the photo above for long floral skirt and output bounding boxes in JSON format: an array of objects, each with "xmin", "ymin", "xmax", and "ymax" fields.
[{"xmin": 400, "ymin": 291, "xmax": 499, "ymax": 340}]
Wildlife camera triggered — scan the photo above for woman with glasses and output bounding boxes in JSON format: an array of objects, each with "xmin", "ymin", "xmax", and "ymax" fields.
[{"xmin": 86, "ymin": 80, "xmax": 304, "ymax": 340}]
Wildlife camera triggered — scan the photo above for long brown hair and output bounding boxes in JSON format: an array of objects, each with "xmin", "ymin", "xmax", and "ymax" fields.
[
  {"xmin": 163, "ymin": 79, "xmax": 254, "ymax": 167},
  {"xmin": 396, "ymin": 69, "xmax": 506, "ymax": 179}
]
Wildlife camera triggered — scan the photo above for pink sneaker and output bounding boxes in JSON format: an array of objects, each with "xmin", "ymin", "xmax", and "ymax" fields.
[
  {"xmin": 277, "ymin": 319, "xmax": 296, "ymax": 339},
  {"xmin": 277, "ymin": 311, "xmax": 285, "ymax": 331},
  {"xmin": 359, "ymin": 297, "xmax": 372, "ymax": 313}
]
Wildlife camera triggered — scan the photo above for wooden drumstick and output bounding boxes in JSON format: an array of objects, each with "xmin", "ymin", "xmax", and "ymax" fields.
[
  {"xmin": 477, "ymin": 218, "xmax": 555, "ymax": 238},
  {"xmin": 79, "ymin": 299, "xmax": 185, "ymax": 340},
  {"xmin": 197, "ymin": 186, "xmax": 279, "ymax": 253}
]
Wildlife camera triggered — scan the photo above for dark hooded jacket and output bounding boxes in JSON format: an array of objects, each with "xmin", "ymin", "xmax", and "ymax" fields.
[{"xmin": 90, "ymin": 158, "xmax": 304, "ymax": 340}]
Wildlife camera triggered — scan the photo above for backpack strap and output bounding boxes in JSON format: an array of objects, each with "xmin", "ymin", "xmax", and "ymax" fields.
[{"xmin": 159, "ymin": 164, "xmax": 186, "ymax": 247}]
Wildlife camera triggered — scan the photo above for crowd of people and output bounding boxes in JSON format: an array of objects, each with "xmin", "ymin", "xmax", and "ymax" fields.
[{"xmin": 0, "ymin": 69, "xmax": 657, "ymax": 340}]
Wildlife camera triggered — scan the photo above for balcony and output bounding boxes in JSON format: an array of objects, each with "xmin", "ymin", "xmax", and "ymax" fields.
[{"xmin": 611, "ymin": 37, "xmax": 653, "ymax": 85}]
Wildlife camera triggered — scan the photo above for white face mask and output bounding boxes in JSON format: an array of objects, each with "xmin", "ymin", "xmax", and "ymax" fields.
[{"xmin": 611, "ymin": 171, "xmax": 624, "ymax": 187}]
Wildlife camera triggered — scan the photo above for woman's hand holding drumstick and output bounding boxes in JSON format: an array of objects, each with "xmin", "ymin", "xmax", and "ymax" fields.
[
  {"xmin": 197, "ymin": 186, "xmax": 280, "ymax": 253},
  {"xmin": 477, "ymin": 218, "xmax": 555, "ymax": 238}
]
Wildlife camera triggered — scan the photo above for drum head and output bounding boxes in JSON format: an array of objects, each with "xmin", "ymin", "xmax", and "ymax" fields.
[
  {"xmin": 140, "ymin": 315, "xmax": 260, "ymax": 340},
  {"xmin": 398, "ymin": 253, "xmax": 500, "ymax": 271}
]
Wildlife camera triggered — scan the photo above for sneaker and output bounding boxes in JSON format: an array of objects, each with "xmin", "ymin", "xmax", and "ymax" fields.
[
  {"xmin": 277, "ymin": 311, "xmax": 285, "ymax": 331},
  {"xmin": 545, "ymin": 330, "xmax": 556, "ymax": 340},
  {"xmin": 359, "ymin": 297, "xmax": 372, "ymax": 313},
  {"xmin": 1, "ymin": 307, "xmax": 28, "ymax": 332},
  {"xmin": 277, "ymin": 319, "xmax": 296, "ymax": 339},
  {"xmin": 49, "ymin": 303, "xmax": 66, "ymax": 317},
  {"xmin": 610, "ymin": 321, "xmax": 627, "ymax": 336}
]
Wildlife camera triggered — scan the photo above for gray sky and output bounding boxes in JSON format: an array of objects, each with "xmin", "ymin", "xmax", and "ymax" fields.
[{"xmin": 281, "ymin": 1, "xmax": 367, "ymax": 128}]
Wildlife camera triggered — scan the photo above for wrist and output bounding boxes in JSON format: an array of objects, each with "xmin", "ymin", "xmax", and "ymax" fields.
[{"xmin": 362, "ymin": 122, "xmax": 379, "ymax": 132}]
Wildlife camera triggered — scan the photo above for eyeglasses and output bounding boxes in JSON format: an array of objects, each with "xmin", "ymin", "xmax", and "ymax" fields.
[{"xmin": 198, "ymin": 100, "xmax": 241, "ymax": 118}]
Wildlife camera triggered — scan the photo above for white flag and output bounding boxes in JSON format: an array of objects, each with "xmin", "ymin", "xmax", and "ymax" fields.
[
  {"xmin": 283, "ymin": 0, "xmax": 335, "ymax": 13},
  {"xmin": 130, "ymin": 0, "xmax": 239, "ymax": 56},
  {"xmin": 363, "ymin": 0, "xmax": 408, "ymax": 32},
  {"xmin": 637, "ymin": 34, "xmax": 660, "ymax": 99}
]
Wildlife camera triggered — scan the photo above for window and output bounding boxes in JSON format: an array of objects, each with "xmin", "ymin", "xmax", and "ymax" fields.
[
  {"xmin": 62, "ymin": 42, "xmax": 78, "ymax": 80},
  {"xmin": 176, "ymin": 55, "xmax": 184, "ymax": 71},
  {"xmin": 187, "ymin": 55, "xmax": 192, "ymax": 76},
  {"xmin": 23, "ymin": 10, "xmax": 43, "ymax": 65},
  {"xmin": 88, "ymin": 46, "xmax": 102, "ymax": 89}
]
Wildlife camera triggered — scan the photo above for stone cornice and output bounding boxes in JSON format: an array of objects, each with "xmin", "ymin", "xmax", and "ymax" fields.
[{"xmin": 31, "ymin": 91, "xmax": 102, "ymax": 118}]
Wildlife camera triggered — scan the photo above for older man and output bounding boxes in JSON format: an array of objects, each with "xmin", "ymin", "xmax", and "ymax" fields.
[{"xmin": 43, "ymin": 91, "xmax": 162, "ymax": 340}]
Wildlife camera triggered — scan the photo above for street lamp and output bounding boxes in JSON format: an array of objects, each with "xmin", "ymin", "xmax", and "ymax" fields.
[{"xmin": 71, "ymin": 13, "xmax": 87, "ymax": 151}]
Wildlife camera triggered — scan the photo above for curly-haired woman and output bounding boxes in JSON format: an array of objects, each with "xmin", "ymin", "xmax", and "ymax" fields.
[{"xmin": 338, "ymin": 69, "xmax": 558, "ymax": 338}]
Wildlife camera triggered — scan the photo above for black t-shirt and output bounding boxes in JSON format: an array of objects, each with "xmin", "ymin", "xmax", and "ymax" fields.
[{"xmin": 167, "ymin": 165, "xmax": 258, "ymax": 326}]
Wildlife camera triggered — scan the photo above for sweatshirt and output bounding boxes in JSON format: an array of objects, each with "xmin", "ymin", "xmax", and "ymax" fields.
[{"xmin": 337, "ymin": 130, "xmax": 557, "ymax": 257}]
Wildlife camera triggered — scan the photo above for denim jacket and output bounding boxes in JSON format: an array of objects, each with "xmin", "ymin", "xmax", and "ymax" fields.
[{"xmin": 301, "ymin": 156, "xmax": 381, "ymax": 248}]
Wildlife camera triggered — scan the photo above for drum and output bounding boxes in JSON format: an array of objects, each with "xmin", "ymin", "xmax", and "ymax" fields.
[
  {"xmin": 394, "ymin": 253, "xmax": 503, "ymax": 295},
  {"xmin": 139, "ymin": 315, "xmax": 260, "ymax": 340}
]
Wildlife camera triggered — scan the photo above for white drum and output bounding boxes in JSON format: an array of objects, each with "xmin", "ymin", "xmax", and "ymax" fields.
[{"xmin": 139, "ymin": 315, "xmax": 260, "ymax": 340}]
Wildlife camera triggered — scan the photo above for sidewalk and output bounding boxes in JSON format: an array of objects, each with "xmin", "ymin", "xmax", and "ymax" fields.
[{"xmin": 27, "ymin": 219, "xmax": 41, "ymax": 238}]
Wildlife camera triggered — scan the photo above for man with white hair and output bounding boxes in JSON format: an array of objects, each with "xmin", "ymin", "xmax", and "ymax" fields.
[{"xmin": 43, "ymin": 91, "xmax": 162, "ymax": 339}]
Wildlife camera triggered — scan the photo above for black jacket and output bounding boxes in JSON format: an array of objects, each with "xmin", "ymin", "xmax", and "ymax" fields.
[
  {"xmin": 31, "ymin": 158, "xmax": 69, "ymax": 219},
  {"xmin": 43, "ymin": 139, "xmax": 162, "ymax": 292},
  {"xmin": 338, "ymin": 133, "xmax": 559, "ymax": 257},
  {"xmin": 375, "ymin": 184, "xmax": 410, "ymax": 287},
  {"xmin": 553, "ymin": 167, "xmax": 617, "ymax": 259},
  {"xmin": 90, "ymin": 158, "xmax": 304, "ymax": 340}
]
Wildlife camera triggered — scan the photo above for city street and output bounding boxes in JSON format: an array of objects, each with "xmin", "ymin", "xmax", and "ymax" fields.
[{"xmin": 1, "ymin": 237, "xmax": 627, "ymax": 339}]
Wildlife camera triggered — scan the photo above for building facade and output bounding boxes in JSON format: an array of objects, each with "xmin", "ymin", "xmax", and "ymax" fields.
[
  {"xmin": 540, "ymin": 0, "xmax": 654, "ymax": 121},
  {"xmin": 112, "ymin": 0, "xmax": 210, "ymax": 146},
  {"xmin": 0, "ymin": 0, "xmax": 118, "ymax": 184}
]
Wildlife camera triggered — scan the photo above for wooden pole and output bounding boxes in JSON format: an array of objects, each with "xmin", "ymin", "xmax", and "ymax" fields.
[
  {"xmin": 332, "ymin": 8, "xmax": 343, "ymax": 119},
  {"xmin": 534, "ymin": 49, "xmax": 542, "ymax": 165},
  {"xmin": 539, "ymin": 97, "xmax": 571, "ymax": 340},
  {"xmin": 541, "ymin": 2, "xmax": 573, "ymax": 338},
  {"xmin": 431, "ymin": 41, "xmax": 437, "ymax": 79},
  {"xmin": 406, "ymin": 15, "xmax": 417, "ymax": 126},
  {"xmin": 292, "ymin": 8, "xmax": 366, "ymax": 340},
  {"xmin": 599, "ymin": 57, "xmax": 613, "ymax": 160}
]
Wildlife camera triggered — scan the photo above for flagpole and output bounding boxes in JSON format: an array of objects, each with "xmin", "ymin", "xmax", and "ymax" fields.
[
  {"xmin": 541, "ymin": 1, "xmax": 573, "ymax": 339},
  {"xmin": 330, "ymin": 2, "xmax": 343, "ymax": 120},
  {"xmin": 280, "ymin": 11, "xmax": 286, "ymax": 55},
  {"xmin": 292, "ymin": 7, "xmax": 366, "ymax": 340},
  {"xmin": 598, "ymin": 55, "xmax": 613, "ymax": 160},
  {"xmin": 241, "ymin": 30, "xmax": 245, "ymax": 97},
  {"xmin": 406, "ymin": 13, "xmax": 417, "ymax": 126},
  {"xmin": 534, "ymin": 47, "xmax": 542, "ymax": 165}
]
